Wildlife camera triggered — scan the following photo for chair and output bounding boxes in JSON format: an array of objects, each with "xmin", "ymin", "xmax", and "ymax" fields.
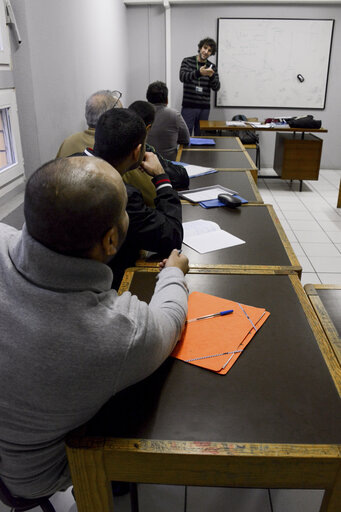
[{"xmin": 0, "ymin": 476, "xmax": 56, "ymax": 512}]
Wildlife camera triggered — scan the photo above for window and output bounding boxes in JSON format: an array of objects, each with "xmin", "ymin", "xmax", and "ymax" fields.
[{"xmin": 0, "ymin": 89, "xmax": 24, "ymax": 198}]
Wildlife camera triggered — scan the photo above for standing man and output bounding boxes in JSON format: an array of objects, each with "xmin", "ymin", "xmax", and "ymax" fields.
[{"xmin": 179, "ymin": 37, "xmax": 220, "ymax": 136}]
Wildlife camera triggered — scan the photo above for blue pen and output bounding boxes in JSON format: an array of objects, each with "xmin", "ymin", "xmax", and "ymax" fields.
[{"xmin": 187, "ymin": 310, "xmax": 233, "ymax": 323}]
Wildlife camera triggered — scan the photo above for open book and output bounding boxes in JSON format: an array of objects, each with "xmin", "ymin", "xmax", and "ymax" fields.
[{"xmin": 183, "ymin": 219, "xmax": 245, "ymax": 254}]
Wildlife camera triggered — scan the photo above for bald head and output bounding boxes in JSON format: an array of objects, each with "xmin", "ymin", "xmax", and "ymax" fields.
[
  {"xmin": 85, "ymin": 90, "xmax": 122, "ymax": 128},
  {"xmin": 24, "ymin": 156, "xmax": 127, "ymax": 257}
]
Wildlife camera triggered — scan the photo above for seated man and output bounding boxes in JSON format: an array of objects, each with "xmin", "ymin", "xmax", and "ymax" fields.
[
  {"xmin": 128, "ymin": 100, "xmax": 189, "ymax": 191},
  {"xmin": 0, "ymin": 156, "xmax": 189, "ymax": 499},
  {"xmin": 146, "ymin": 81, "xmax": 190, "ymax": 161},
  {"xmin": 56, "ymin": 90, "xmax": 122, "ymax": 157},
  {"xmin": 84, "ymin": 108, "xmax": 184, "ymax": 289}
]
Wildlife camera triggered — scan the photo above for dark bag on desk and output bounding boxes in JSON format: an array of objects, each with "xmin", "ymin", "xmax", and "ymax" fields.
[
  {"xmin": 287, "ymin": 115, "xmax": 322, "ymax": 129},
  {"xmin": 231, "ymin": 114, "xmax": 259, "ymax": 144}
]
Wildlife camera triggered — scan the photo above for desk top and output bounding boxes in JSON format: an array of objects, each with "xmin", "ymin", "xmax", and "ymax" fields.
[
  {"xmin": 184, "ymin": 170, "xmax": 262, "ymax": 204},
  {"xmin": 87, "ymin": 270, "xmax": 341, "ymax": 445},
  {"xmin": 178, "ymin": 148, "xmax": 256, "ymax": 170},
  {"xmin": 181, "ymin": 204, "xmax": 299, "ymax": 270},
  {"xmin": 200, "ymin": 120, "xmax": 328, "ymax": 133}
]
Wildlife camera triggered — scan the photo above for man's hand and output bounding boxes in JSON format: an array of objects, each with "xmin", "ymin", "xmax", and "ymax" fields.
[
  {"xmin": 200, "ymin": 65, "xmax": 214, "ymax": 77},
  {"xmin": 139, "ymin": 152, "xmax": 164, "ymax": 177},
  {"xmin": 159, "ymin": 249, "xmax": 189, "ymax": 275}
]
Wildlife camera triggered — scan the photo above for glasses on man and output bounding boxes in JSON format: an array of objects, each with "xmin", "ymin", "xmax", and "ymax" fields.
[{"xmin": 111, "ymin": 90, "xmax": 122, "ymax": 108}]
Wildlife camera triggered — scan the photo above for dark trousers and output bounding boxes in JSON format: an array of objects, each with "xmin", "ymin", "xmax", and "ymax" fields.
[{"xmin": 181, "ymin": 107, "xmax": 210, "ymax": 136}]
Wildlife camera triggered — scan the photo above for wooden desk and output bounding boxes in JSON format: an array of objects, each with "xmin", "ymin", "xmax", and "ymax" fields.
[
  {"xmin": 179, "ymin": 203, "xmax": 301, "ymax": 275},
  {"xmin": 178, "ymin": 146, "xmax": 257, "ymax": 182},
  {"xmin": 183, "ymin": 169, "xmax": 263, "ymax": 204},
  {"xmin": 200, "ymin": 121, "xmax": 328, "ymax": 190},
  {"xmin": 66, "ymin": 269, "xmax": 341, "ymax": 512},
  {"xmin": 305, "ymin": 284, "xmax": 341, "ymax": 368},
  {"xmin": 200, "ymin": 120, "xmax": 328, "ymax": 135}
]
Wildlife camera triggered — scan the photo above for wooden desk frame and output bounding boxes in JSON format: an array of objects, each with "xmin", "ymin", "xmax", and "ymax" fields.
[
  {"xmin": 305, "ymin": 284, "xmax": 341, "ymax": 368},
  {"xmin": 66, "ymin": 269, "xmax": 341, "ymax": 512},
  {"xmin": 136, "ymin": 204, "xmax": 302, "ymax": 278},
  {"xmin": 177, "ymin": 138, "xmax": 258, "ymax": 182}
]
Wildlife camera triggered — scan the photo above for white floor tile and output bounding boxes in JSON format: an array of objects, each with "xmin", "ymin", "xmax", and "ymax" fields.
[
  {"xmin": 293, "ymin": 230, "xmax": 332, "ymax": 244},
  {"xmin": 283, "ymin": 229, "xmax": 298, "ymax": 243},
  {"xmin": 318, "ymin": 273, "xmax": 341, "ymax": 285},
  {"xmin": 290, "ymin": 242, "xmax": 306, "ymax": 257},
  {"xmin": 326, "ymin": 231, "xmax": 341, "ymax": 243},
  {"xmin": 336, "ymin": 244, "xmax": 341, "ymax": 254},
  {"xmin": 288, "ymin": 219, "xmax": 323, "ymax": 231},
  {"xmin": 300, "ymin": 273, "xmax": 321, "ymax": 286},
  {"xmin": 187, "ymin": 487, "xmax": 271, "ymax": 512},
  {"xmin": 310, "ymin": 210, "xmax": 341, "ymax": 221},
  {"xmin": 275, "ymin": 201, "xmax": 308, "ymax": 212},
  {"xmin": 270, "ymin": 489, "xmax": 324, "ymax": 512},
  {"xmin": 300, "ymin": 243, "xmax": 340, "ymax": 257},
  {"xmin": 284, "ymin": 210, "xmax": 315, "ymax": 221},
  {"xmin": 297, "ymin": 255, "xmax": 315, "ymax": 272},
  {"xmin": 309, "ymin": 256, "xmax": 341, "ymax": 273},
  {"xmin": 318, "ymin": 220, "xmax": 341, "ymax": 232}
]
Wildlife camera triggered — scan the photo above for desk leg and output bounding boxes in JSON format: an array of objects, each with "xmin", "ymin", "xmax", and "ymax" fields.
[
  {"xmin": 337, "ymin": 179, "xmax": 341, "ymax": 208},
  {"xmin": 320, "ymin": 464, "xmax": 341, "ymax": 512},
  {"xmin": 67, "ymin": 446, "xmax": 114, "ymax": 512}
]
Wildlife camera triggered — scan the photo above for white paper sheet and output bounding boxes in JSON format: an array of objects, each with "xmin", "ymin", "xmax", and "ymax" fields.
[
  {"xmin": 182, "ymin": 186, "xmax": 233, "ymax": 203},
  {"xmin": 184, "ymin": 165, "xmax": 217, "ymax": 178},
  {"xmin": 183, "ymin": 220, "xmax": 245, "ymax": 254}
]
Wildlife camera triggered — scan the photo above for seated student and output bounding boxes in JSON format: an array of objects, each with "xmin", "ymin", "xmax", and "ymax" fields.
[
  {"xmin": 0, "ymin": 156, "xmax": 189, "ymax": 500},
  {"xmin": 83, "ymin": 108, "xmax": 184, "ymax": 289},
  {"xmin": 146, "ymin": 81, "xmax": 190, "ymax": 161},
  {"xmin": 56, "ymin": 90, "xmax": 122, "ymax": 157},
  {"xmin": 128, "ymin": 100, "xmax": 189, "ymax": 191}
]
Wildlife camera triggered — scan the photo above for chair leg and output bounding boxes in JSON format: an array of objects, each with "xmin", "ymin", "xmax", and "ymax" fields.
[
  {"xmin": 129, "ymin": 483, "xmax": 139, "ymax": 512},
  {"xmin": 40, "ymin": 500, "xmax": 57, "ymax": 512}
]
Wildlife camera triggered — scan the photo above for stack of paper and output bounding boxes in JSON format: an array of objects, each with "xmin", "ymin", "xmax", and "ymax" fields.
[
  {"xmin": 225, "ymin": 121, "xmax": 247, "ymax": 127},
  {"xmin": 183, "ymin": 219, "xmax": 245, "ymax": 253},
  {"xmin": 172, "ymin": 292, "xmax": 270, "ymax": 375}
]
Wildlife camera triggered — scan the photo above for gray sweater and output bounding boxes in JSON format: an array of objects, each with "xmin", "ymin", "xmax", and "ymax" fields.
[{"xmin": 0, "ymin": 223, "xmax": 188, "ymax": 498}]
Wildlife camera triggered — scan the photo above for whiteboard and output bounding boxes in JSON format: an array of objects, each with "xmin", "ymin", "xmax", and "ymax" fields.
[{"xmin": 216, "ymin": 18, "xmax": 334, "ymax": 109}]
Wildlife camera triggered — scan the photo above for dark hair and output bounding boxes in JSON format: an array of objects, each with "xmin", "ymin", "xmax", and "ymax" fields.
[
  {"xmin": 198, "ymin": 37, "xmax": 217, "ymax": 56},
  {"xmin": 128, "ymin": 100, "xmax": 155, "ymax": 127},
  {"xmin": 146, "ymin": 81, "xmax": 168, "ymax": 104},
  {"xmin": 24, "ymin": 157, "xmax": 123, "ymax": 256},
  {"xmin": 94, "ymin": 108, "xmax": 146, "ymax": 165}
]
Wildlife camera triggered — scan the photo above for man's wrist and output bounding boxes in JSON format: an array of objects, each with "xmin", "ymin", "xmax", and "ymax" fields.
[{"xmin": 152, "ymin": 173, "xmax": 172, "ymax": 191}]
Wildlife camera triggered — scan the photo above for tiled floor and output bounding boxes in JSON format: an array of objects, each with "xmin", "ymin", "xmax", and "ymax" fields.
[
  {"xmin": 1, "ymin": 171, "xmax": 340, "ymax": 512},
  {"xmin": 258, "ymin": 168, "xmax": 341, "ymax": 286}
]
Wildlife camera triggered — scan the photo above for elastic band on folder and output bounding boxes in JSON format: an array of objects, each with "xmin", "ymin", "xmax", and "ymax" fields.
[{"xmin": 185, "ymin": 349, "xmax": 243, "ymax": 363}]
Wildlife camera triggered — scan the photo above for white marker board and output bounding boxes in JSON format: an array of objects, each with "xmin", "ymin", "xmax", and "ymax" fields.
[{"xmin": 216, "ymin": 18, "xmax": 334, "ymax": 109}]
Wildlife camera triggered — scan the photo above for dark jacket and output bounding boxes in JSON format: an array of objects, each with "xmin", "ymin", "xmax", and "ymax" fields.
[{"xmin": 81, "ymin": 149, "xmax": 183, "ymax": 289}]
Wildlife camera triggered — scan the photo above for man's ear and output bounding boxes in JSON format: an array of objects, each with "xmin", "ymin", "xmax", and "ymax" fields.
[
  {"xmin": 132, "ymin": 143, "xmax": 142, "ymax": 163},
  {"xmin": 102, "ymin": 226, "xmax": 119, "ymax": 257}
]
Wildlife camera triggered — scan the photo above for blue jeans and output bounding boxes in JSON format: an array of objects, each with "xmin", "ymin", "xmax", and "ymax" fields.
[{"xmin": 181, "ymin": 107, "xmax": 210, "ymax": 136}]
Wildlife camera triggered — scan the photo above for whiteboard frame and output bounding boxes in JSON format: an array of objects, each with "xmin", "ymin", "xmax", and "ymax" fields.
[{"xmin": 216, "ymin": 18, "xmax": 335, "ymax": 110}]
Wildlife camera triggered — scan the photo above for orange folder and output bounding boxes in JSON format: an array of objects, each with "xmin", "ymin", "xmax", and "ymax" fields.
[{"xmin": 172, "ymin": 291, "xmax": 270, "ymax": 374}]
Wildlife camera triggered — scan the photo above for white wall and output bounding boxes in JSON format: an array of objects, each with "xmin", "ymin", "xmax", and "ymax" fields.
[
  {"xmin": 11, "ymin": 0, "xmax": 128, "ymax": 176},
  {"xmin": 126, "ymin": 3, "xmax": 341, "ymax": 169}
]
